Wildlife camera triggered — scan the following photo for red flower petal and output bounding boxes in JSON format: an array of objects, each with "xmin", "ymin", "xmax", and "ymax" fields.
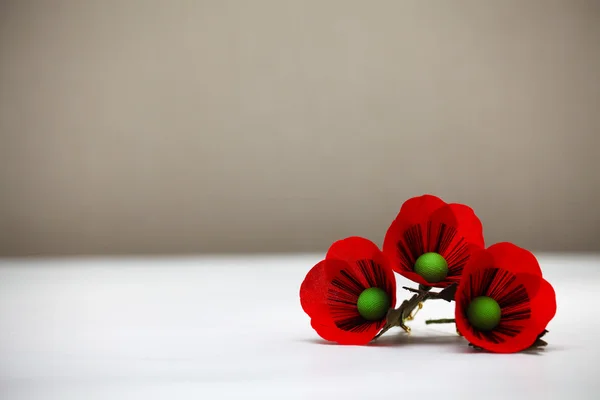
[
  {"xmin": 308, "ymin": 270, "xmax": 385, "ymax": 344},
  {"xmin": 310, "ymin": 319, "xmax": 383, "ymax": 345},
  {"xmin": 455, "ymin": 244, "xmax": 556, "ymax": 353},
  {"xmin": 384, "ymin": 261, "xmax": 432, "ymax": 287},
  {"xmin": 383, "ymin": 196, "xmax": 484, "ymax": 287},
  {"xmin": 515, "ymin": 273, "xmax": 557, "ymax": 333},
  {"xmin": 455, "ymin": 269, "xmax": 539, "ymax": 353},
  {"xmin": 300, "ymin": 259, "xmax": 354, "ymax": 323},
  {"xmin": 326, "ymin": 236, "xmax": 384, "ymax": 264},
  {"xmin": 299, "ymin": 260, "xmax": 328, "ymax": 317},
  {"xmin": 300, "ymin": 242, "xmax": 396, "ymax": 345},
  {"xmin": 487, "ymin": 242, "xmax": 543, "ymax": 277},
  {"xmin": 393, "ymin": 194, "xmax": 447, "ymax": 225},
  {"xmin": 309, "ymin": 319, "xmax": 337, "ymax": 342},
  {"xmin": 460, "ymin": 246, "xmax": 495, "ymax": 280},
  {"xmin": 427, "ymin": 204, "xmax": 485, "ymax": 285},
  {"xmin": 383, "ymin": 196, "xmax": 447, "ymax": 286},
  {"xmin": 431, "ymin": 203, "xmax": 485, "ymax": 250},
  {"xmin": 532, "ymin": 278, "xmax": 557, "ymax": 330},
  {"xmin": 455, "ymin": 298, "xmax": 541, "ymax": 353},
  {"xmin": 325, "ymin": 236, "xmax": 397, "ymax": 308}
]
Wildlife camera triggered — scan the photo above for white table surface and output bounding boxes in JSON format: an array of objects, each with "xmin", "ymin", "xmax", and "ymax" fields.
[{"xmin": 0, "ymin": 253, "xmax": 598, "ymax": 400}]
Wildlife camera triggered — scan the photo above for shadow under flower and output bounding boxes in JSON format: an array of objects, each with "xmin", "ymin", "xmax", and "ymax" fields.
[
  {"xmin": 446, "ymin": 342, "xmax": 565, "ymax": 356},
  {"xmin": 370, "ymin": 331, "xmax": 464, "ymax": 347},
  {"xmin": 299, "ymin": 331, "xmax": 465, "ymax": 348},
  {"xmin": 301, "ymin": 332, "xmax": 565, "ymax": 355}
]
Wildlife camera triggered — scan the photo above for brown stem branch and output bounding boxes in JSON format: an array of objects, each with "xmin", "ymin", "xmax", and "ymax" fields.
[{"xmin": 372, "ymin": 283, "xmax": 457, "ymax": 341}]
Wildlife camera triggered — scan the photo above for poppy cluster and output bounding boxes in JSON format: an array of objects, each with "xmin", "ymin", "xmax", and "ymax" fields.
[{"xmin": 300, "ymin": 194, "xmax": 556, "ymax": 353}]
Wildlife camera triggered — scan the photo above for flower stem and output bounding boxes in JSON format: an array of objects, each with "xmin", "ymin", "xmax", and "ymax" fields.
[{"xmin": 372, "ymin": 283, "xmax": 457, "ymax": 341}]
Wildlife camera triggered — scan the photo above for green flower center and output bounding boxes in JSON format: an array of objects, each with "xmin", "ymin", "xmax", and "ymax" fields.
[
  {"xmin": 357, "ymin": 287, "xmax": 390, "ymax": 321},
  {"xmin": 467, "ymin": 296, "xmax": 502, "ymax": 331},
  {"xmin": 414, "ymin": 252, "xmax": 448, "ymax": 283}
]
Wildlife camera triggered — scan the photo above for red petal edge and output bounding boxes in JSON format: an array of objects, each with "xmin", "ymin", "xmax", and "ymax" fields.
[
  {"xmin": 394, "ymin": 194, "xmax": 447, "ymax": 225},
  {"xmin": 487, "ymin": 242, "xmax": 543, "ymax": 277},
  {"xmin": 300, "ymin": 260, "xmax": 328, "ymax": 317}
]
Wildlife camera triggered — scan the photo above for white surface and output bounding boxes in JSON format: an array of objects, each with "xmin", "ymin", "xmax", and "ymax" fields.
[{"xmin": 0, "ymin": 254, "xmax": 598, "ymax": 400}]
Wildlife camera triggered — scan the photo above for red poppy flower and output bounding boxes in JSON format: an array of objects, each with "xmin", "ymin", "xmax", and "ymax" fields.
[
  {"xmin": 383, "ymin": 194, "xmax": 485, "ymax": 288},
  {"xmin": 455, "ymin": 242, "xmax": 557, "ymax": 353},
  {"xmin": 300, "ymin": 236, "xmax": 397, "ymax": 345}
]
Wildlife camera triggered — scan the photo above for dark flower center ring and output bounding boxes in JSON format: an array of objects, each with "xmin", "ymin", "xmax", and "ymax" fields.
[
  {"xmin": 414, "ymin": 252, "xmax": 448, "ymax": 283},
  {"xmin": 356, "ymin": 287, "xmax": 390, "ymax": 321},
  {"xmin": 467, "ymin": 296, "xmax": 502, "ymax": 331}
]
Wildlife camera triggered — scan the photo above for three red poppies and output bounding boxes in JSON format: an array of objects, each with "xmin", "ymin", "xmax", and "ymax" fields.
[{"xmin": 300, "ymin": 194, "xmax": 557, "ymax": 353}]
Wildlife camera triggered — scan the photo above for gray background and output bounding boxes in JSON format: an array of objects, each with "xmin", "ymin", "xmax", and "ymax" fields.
[{"xmin": 1, "ymin": 0, "xmax": 599, "ymax": 256}]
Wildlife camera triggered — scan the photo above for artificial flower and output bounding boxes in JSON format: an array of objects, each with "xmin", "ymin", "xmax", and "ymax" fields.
[
  {"xmin": 455, "ymin": 242, "xmax": 556, "ymax": 353},
  {"xmin": 300, "ymin": 236, "xmax": 396, "ymax": 345},
  {"xmin": 383, "ymin": 194, "xmax": 484, "ymax": 287}
]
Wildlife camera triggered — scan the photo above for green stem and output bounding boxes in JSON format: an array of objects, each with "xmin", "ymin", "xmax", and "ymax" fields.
[{"xmin": 425, "ymin": 318, "xmax": 456, "ymax": 325}]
